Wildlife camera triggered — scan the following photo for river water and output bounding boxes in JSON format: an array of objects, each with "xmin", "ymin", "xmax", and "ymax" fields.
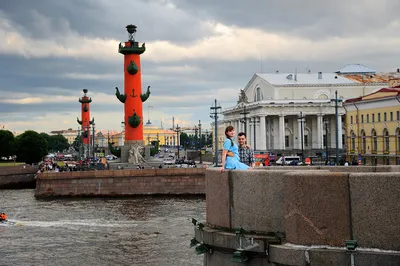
[{"xmin": 0, "ymin": 189, "xmax": 205, "ymax": 266}]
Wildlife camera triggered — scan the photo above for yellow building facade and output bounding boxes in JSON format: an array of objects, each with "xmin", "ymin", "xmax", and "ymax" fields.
[
  {"xmin": 143, "ymin": 122, "xmax": 177, "ymax": 146},
  {"xmin": 344, "ymin": 88, "xmax": 400, "ymax": 165}
]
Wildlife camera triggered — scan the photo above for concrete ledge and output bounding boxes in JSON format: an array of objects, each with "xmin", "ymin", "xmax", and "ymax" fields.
[
  {"xmin": 267, "ymin": 165, "xmax": 400, "ymax": 172},
  {"xmin": 194, "ymin": 226, "xmax": 280, "ymax": 253},
  {"xmin": 269, "ymin": 244, "xmax": 400, "ymax": 266},
  {"xmin": 194, "ymin": 227, "xmax": 400, "ymax": 266}
]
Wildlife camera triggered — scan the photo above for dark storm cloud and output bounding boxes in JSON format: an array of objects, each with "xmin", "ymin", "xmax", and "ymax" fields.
[
  {"xmin": 0, "ymin": 0, "xmax": 211, "ymax": 43},
  {"xmin": 171, "ymin": 0, "xmax": 400, "ymax": 39}
]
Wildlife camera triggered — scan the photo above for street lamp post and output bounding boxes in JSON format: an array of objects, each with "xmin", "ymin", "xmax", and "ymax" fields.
[
  {"xmin": 210, "ymin": 99, "xmax": 222, "ymax": 166},
  {"xmin": 324, "ymin": 118, "xmax": 329, "ymax": 164},
  {"xmin": 81, "ymin": 128, "xmax": 84, "ymax": 159},
  {"xmin": 78, "ymin": 128, "xmax": 81, "ymax": 159},
  {"xmin": 331, "ymin": 91, "xmax": 343, "ymax": 165},
  {"xmin": 198, "ymin": 120, "xmax": 202, "ymax": 164},
  {"xmin": 92, "ymin": 123, "xmax": 96, "ymax": 159},
  {"xmin": 240, "ymin": 103, "xmax": 249, "ymax": 136},
  {"xmin": 174, "ymin": 124, "xmax": 181, "ymax": 159},
  {"xmin": 251, "ymin": 117, "xmax": 258, "ymax": 150},
  {"xmin": 298, "ymin": 112, "xmax": 306, "ymax": 163}
]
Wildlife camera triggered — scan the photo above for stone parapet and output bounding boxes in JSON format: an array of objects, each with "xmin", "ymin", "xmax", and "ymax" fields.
[
  {"xmin": 35, "ymin": 168, "xmax": 205, "ymax": 197},
  {"xmin": 201, "ymin": 167, "xmax": 400, "ymax": 265},
  {"xmin": 206, "ymin": 168, "xmax": 328, "ymax": 233}
]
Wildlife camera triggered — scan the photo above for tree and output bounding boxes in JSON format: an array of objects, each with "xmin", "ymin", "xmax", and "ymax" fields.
[
  {"xmin": 0, "ymin": 130, "xmax": 15, "ymax": 158},
  {"xmin": 15, "ymin": 130, "xmax": 48, "ymax": 164},
  {"xmin": 39, "ymin": 133, "xmax": 69, "ymax": 152},
  {"xmin": 180, "ymin": 132, "xmax": 189, "ymax": 148},
  {"xmin": 49, "ymin": 135, "xmax": 70, "ymax": 152}
]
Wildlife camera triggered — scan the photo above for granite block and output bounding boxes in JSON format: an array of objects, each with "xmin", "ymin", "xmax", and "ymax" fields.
[
  {"xmin": 206, "ymin": 169, "xmax": 231, "ymax": 228},
  {"xmin": 284, "ymin": 171, "xmax": 351, "ymax": 246},
  {"xmin": 349, "ymin": 173, "xmax": 400, "ymax": 250}
]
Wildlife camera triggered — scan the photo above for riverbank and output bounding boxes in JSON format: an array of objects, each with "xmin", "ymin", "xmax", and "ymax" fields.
[
  {"xmin": 35, "ymin": 168, "xmax": 206, "ymax": 197},
  {"xmin": 0, "ymin": 165, "xmax": 37, "ymax": 189}
]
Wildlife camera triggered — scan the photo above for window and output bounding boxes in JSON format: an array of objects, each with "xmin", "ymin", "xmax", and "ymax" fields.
[
  {"xmin": 285, "ymin": 135, "xmax": 290, "ymax": 147},
  {"xmin": 361, "ymin": 130, "xmax": 366, "ymax": 152},
  {"xmin": 372, "ymin": 129, "xmax": 377, "ymax": 151},
  {"xmin": 342, "ymin": 134, "xmax": 346, "ymax": 147},
  {"xmin": 372, "ymin": 114, "xmax": 375, "ymax": 122},
  {"xmin": 304, "ymin": 135, "xmax": 309, "ymax": 147},
  {"xmin": 255, "ymin": 87, "xmax": 262, "ymax": 101},
  {"xmin": 391, "ymin": 112, "xmax": 393, "ymax": 121},
  {"xmin": 361, "ymin": 114, "xmax": 364, "ymax": 123},
  {"xmin": 384, "ymin": 129, "xmax": 390, "ymax": 151},
  {"xmin": 397, "ymin": 111, "xmax": 400, "ymax": 120},
  {"xmin": 351, "ymin": 116, "xmax": 353, "ymax": 124},
  {"xmin": 397, "ymin": 129, "xmax": 400, "ymax": 152},
  {"xmin": 378, "ymin": 113, "xmax": 381, "ymax": 122},
  {"xmin": 367, "ymin": 114, "xmax": 370, "ymax": 123},
  {"xmin": 323, "ymin": 134, "xmax": 327, "ymax": 147},
  {"xmin": 384, "ymin": 112, "xmax": 387, "ymax": 122},
  {"xmin": 351, "ymin": 131, "xmax": 356, "ymax": 151}
]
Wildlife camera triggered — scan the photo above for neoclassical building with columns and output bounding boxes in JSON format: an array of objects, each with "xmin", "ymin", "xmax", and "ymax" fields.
[{"xmin": 221, "ymin": 65, "xmax": 398, "ymax": 158}]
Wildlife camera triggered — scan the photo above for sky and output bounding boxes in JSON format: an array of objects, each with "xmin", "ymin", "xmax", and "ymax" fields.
[{"xmin": 1, "ymin": 0, "xmax": 400, "ymax": 134}]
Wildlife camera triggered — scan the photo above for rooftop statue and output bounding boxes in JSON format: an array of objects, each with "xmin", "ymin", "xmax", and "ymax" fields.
[{"xmin": 237, "ymin": 89, "xmax": 248, "ymax": 104}]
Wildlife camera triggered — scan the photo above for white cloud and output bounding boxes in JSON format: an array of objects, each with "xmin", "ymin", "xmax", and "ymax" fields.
[{"xmin": 2, "ymin": 10, "xmax": 400, "ymax": 65}]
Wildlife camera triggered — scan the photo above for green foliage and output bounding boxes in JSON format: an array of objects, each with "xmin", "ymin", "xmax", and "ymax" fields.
[
  {"xmin": 108, "ymin": 143, "xmax": 121, "ymax": 157},
  {"xmin": 180, "ymin": 132, "xmax": 190, "ymax": 148},
  {"xmin": 0, "ymin": 130, "xmax": 16, "ymax": 158},
  {"xmin": 15, "ymin": 130, "xmax": 48, "ymax": 164},
  {"xmin": 49, "ymin": 134, "xmax": 70, "ymax": 152},
  {"xmin": 150, "ymin": 147, "xmax": 159, "ymax": 156},
  {"xmin": 40, "ymin": 133, "xmax": 69, "ymax": 152}
]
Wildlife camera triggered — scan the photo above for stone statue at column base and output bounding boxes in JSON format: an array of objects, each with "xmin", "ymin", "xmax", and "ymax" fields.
[{"xmin": 128, "ymin": 143, "xmax": 147, "ymax": 164}]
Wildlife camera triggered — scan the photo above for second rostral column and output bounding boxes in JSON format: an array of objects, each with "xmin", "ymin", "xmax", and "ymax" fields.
[{"xmin": 116, "ymin": 24, "xmax": 151, "ymax": 163}]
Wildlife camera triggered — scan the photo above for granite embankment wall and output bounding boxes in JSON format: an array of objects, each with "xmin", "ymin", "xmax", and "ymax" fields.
[
  {"xmin": 35, "ymin": 168, "xmax": 206, "ymax": 197},
  {"xmin": 0, "ymin": 165, "xmax": 37, "ymax": 189},
  {"xmin": 199, "ymin": 166, "xmax": 400, "ymax": 266}
]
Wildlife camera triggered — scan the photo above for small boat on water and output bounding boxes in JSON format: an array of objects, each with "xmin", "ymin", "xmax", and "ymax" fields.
[{"xmin": 0, "ymin": 220, "xmax": 17, "ymax": 226}]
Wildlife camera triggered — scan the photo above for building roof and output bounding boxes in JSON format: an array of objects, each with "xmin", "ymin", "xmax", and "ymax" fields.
[
  {"xmin": 256, "ymin": 72, "xmax": 357, "ymax": 86},
  {"xmin": 335, "ymin": 64, "xmax": 376, "ymax": 74},
  {"xmin": 344, "ymin": 87, "xmax": 400, "ymax": 104}
]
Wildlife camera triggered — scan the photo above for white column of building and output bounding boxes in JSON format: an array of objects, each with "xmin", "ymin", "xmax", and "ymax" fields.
[
  {"xmin": 330, "ymin": 116, "xmax": 336, "ymax": 148},
  {"xmin": 259, "ymin": 115, "xmax": 266, "ymax": 151},
  {"xmin": 317, "ymin": 114, "xmax": 323, "ymax": 149},
  {"xmin": 338, "ymin": 115, "xmax": 343, "ymax": 149},
  {"xmin": 267, "ymin": 117, "xmax": 271, "ymax": 150},
  {"xmin": 297, "ymin": 116, "xmax": 302, "ymax": 150},
  {"xmin": 246, "ymin": 118, "xmax": 252, "ymax": 146},
  {"xmin": 279, "ymin": 115, "xmax": 285, "ymax": 150},
  {"xmin": 253, "ymin": 117, "xmax": 258, "ymax": 150}
]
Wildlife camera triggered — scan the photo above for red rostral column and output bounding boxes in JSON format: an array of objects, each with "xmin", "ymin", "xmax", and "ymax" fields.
[
  {"xmin": 116, "ymin": 24, "xmax": 150, "ymax": 162},
  {"xmin": 77, "ymin": 89, "xmax": 94, "ymax": 145}
]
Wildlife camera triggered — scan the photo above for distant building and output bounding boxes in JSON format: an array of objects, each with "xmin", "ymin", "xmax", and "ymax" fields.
[
  {"xmin": 344, "ymin": 88, "xmax": 400, "ymax": 165},
  {"xmin": 143, "ymin": 120, "xmax": 177, "ymax": 146},
  {"xmin": 222, "ymin": 64, "xmax": 400, "ymax": 159},
  {"xmin": 49, "ymin": 128, "xmax": 79, "ymax": 144}
]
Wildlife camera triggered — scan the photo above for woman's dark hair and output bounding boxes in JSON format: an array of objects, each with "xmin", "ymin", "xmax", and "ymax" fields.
[{"xmin": 225, "ymin": 126, "xmax": 235, "ymax": 147}]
